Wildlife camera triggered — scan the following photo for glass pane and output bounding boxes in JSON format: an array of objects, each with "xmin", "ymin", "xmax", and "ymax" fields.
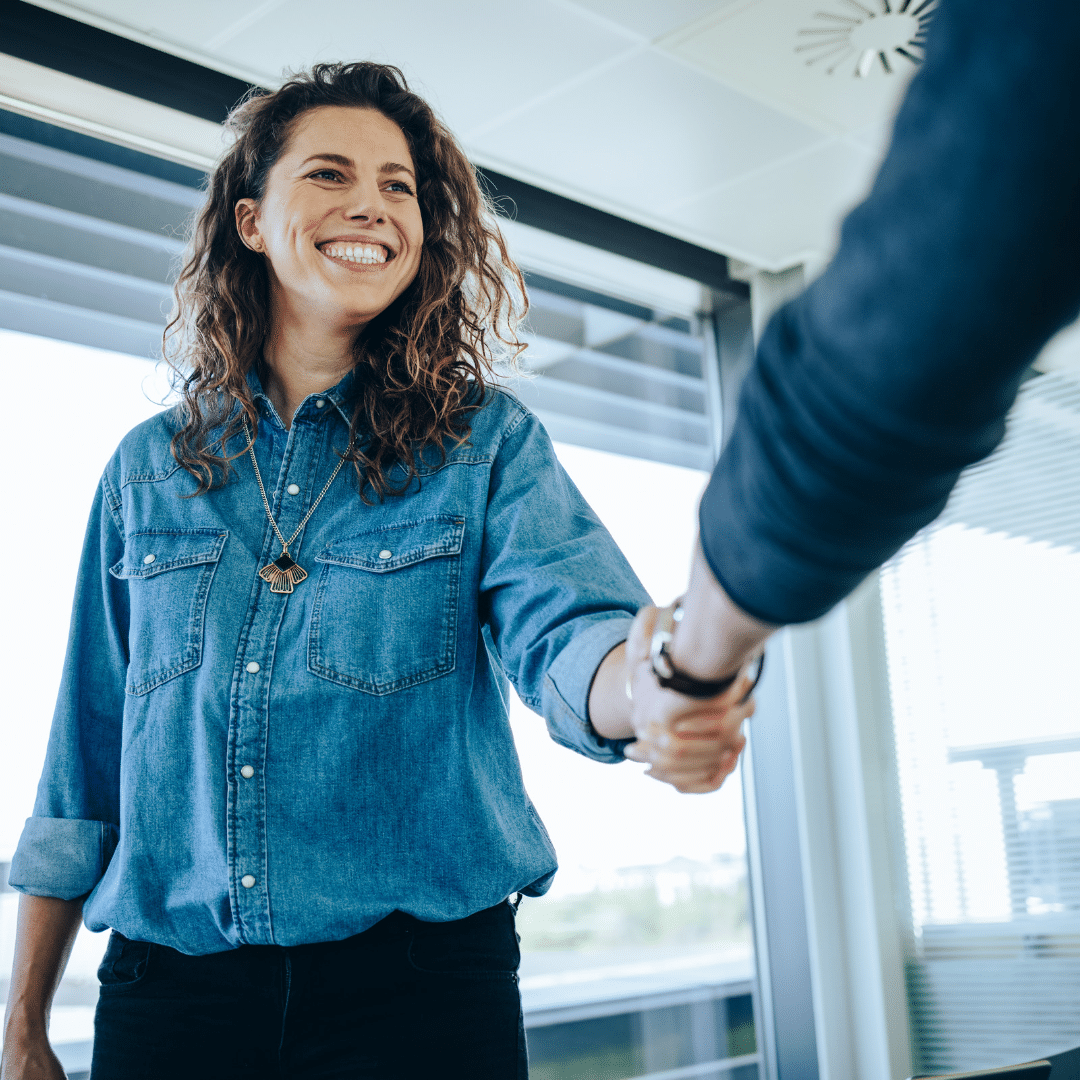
[
  {"xmin": 880, "ymin": 370, "xmax": 1080, "ymax": 1074},
  {"xmin": 514, "ymin": 277, "xmax": 713, "ymax": 471},
  {"xmin": 527, "ymin": 1013, "xmax": 645, "ymax": 1080}
]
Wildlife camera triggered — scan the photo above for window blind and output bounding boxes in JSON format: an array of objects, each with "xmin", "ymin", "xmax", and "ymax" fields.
[
  {"xmin": 880, "ymin": 369, "xmax": 1080, "ymax": 1074},
  {"xmin": 0, "ymin": 115, "xmax": 201, "ymax": 361},
  {"xmin": 513, "ymin": 274, "xmax": 716, "ymax": 471}
]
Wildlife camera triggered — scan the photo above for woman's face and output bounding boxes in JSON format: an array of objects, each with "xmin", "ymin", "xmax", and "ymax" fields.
[{"xmin": 236, "ymin": 105, "xmax": 424, "ymax": 331}]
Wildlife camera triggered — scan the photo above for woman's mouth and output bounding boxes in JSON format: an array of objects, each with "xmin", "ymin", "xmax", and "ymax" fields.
[{"xmin": 319, "ymin": 242, "xmax": 392, "ymax": 267}]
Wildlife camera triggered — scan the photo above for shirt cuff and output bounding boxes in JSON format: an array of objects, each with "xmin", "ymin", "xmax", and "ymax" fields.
[
  {"xmin": 9, "ymin": 817, "xmax": 119, "ymax": 901},
  {"xmin": 542, "ymin": 615, "xmax": 635, "ymax": 764}
]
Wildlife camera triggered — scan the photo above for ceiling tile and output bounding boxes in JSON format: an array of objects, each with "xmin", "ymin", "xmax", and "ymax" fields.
[
  {"xmin": 209, "ymin": 0, "xmax": 635, "ymax": 135},
  {"xmin": 659, "ymin": 0, "xmax": 930, "ymax": 135},
  {"xmin": 566, "ymin": 0, "xmax": 739, "ymax": 41},
  {"xmin": 665, "ymin": 139, "xmax": 878, "ymax": 267},
  {"xmin": 468, "ymin": 50, "xmax": 825, "ymax": 226}
]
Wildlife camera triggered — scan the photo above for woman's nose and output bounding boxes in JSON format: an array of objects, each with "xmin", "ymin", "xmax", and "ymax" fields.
[{"xmin": 345, "ymin": 184, "xmax": 387, "ymax": 224}]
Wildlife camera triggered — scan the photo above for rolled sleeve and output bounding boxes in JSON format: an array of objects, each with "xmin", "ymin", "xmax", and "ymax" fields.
[
  {"xmin": 542, "ymin": 615, "xmax": 636, "ymax": 763},
  {"xmin": 9, "ymin": 817, "xmax": 119, "ymax": 900}
]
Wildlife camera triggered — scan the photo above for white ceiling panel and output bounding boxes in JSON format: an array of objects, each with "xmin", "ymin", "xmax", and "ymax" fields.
[
  {"xmin": 468, "ymin": 49, "xmax": 825, "ymax": 224},
  {"xmin": 566, "ymin": 0, "xmax": 738, "ymax": 42},
  {"xmin": 665, "ymin": 138, "xmax": 877, "ymax": 267},
  {"xmin": 210, "ymin": 0, "xmax": 637, "ymax": 137},
  {"xmin": 659, "ymin": 0, "xmax": 929, "ymax": 135}
]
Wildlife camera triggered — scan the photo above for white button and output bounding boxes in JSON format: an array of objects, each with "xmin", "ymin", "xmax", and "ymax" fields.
[
  {"xmin": 241, "ymin": 874, "xmax": 256, "ymax": 889},
  {"xmin": 287, "ymin": 483, "xmax": 300, "ymax": 496},
  {"xmin": 143, "ymin": 553, "xmax": 156, "ymax": 565},
  {"xmin": 315, "ymin": 399, "xmax": 325, "ymax": 409},
  {"xmin": 378, "ymin": 550, "xmax": 393, "ymax": 560},
  {"xmin": 240, "ymin": 765, "xmax": 255, "ymax": 779},
  {"xmin": 245, "ymin": 661, "xmax": 261, "ymax": 674}
]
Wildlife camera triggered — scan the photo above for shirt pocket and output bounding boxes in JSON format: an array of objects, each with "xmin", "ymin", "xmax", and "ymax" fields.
[
  {"xmin": 307, "ymin": 515, "xmax": 465, "ymax": 695},
  {"xmin": 110, "ymin": 529, "xmax": 228, "ymax": 696}
]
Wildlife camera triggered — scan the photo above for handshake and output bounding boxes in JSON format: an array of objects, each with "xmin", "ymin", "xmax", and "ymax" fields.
[{"xmin": 619, "ymin": 601, "xmax": 764, "ymax": 795}]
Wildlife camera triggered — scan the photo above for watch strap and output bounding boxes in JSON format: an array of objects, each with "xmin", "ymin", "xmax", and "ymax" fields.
[{"xmin": 650, "ymin": 600, "xmax": 765, "ymax": 701}]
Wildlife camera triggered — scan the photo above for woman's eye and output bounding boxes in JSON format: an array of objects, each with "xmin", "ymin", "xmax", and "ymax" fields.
[
  {"xmin": 309, "ymin": 169, "xmax": 341, "ymax": 182},
  {"xmin": 387, "ymin": 181, "xmax": 414, "ymax": 194}
]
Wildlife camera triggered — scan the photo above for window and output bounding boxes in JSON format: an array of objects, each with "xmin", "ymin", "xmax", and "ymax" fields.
[{"xmin": 880, "ymin": 370, "xmax": 1080, "ymax": 1073}]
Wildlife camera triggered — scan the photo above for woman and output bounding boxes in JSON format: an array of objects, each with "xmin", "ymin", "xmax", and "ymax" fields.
[{"xmin": 1, "ymin": 63, "xmax": 753, "ymax": 1079}]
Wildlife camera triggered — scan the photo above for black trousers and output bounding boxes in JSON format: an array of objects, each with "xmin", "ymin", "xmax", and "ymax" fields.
[{"xmin": 90, "ymin": 901, "xmax": 528, "ymax": 1079}]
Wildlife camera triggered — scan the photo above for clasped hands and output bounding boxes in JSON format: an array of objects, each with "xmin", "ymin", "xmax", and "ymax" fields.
[{"xmin": 621, "ymin": 604, "xmax": 758, "ymax": 794}]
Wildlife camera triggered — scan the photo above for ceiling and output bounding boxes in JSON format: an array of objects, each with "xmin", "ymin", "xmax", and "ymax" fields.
[{"xmin": 19, "ymin": 0, "xmax": 930, "ymax": 271}]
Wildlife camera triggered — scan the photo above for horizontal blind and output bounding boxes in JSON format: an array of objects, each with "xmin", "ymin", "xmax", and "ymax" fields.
[
  {"xmin": 512, "ymin": 275, "xmax": 715, "ymax": 471},
  {"xmin": 0, "ymin": 121, "xmax": 200, "ymax": 359},
  {"xmin": 880, "ymin": 370, "xmax": 1080, "ymax": 1074}
]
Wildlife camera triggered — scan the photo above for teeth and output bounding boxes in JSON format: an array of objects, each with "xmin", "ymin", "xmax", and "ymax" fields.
[{"xmin": 323, "ymin": 243, "xmax": 388, "ymax": 265}]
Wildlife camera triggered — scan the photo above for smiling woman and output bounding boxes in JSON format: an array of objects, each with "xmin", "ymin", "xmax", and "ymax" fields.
[
  {"xmin": 1, "ymin": 62, "xmax": 753, "ymax": 1080},
  {"xmin": 168, "ymin": 62, "xmax": 523, "ymax": 501}
]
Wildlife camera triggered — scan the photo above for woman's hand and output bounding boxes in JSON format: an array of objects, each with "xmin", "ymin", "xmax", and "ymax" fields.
[
  {"xmin": 0, "ymin": 1013, "xmax": 66, "ymax": 1080},
  {"xmin": 622, "ymin": 605, "xmax": 756, "ymax": 793}
]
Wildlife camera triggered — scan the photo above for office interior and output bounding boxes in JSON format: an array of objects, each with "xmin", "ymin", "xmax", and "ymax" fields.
[{"xmin": 0, "ymin": 1, "xmax": 1078, "ymax": 1077}]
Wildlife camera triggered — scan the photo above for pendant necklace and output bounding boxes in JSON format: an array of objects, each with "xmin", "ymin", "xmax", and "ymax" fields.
[{"xmin": 244, "ymin": 419, "xmax": 353, "ymax": 594}]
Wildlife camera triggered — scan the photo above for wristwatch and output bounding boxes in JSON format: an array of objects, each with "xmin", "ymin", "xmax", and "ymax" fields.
[{"xmin": 649, "ymin": 599, "xmax": 765, "ymax": 700}]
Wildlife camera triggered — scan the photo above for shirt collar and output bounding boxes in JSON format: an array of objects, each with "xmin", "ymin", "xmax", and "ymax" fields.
[{"xmin": 244, "ymin": 365, "xmax": 356, "ymax": 430}]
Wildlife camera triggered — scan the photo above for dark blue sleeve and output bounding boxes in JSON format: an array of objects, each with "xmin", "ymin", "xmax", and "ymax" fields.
[{"xmin": 699, "ymin": 0, "xmax": 1080, "ymax": 625}]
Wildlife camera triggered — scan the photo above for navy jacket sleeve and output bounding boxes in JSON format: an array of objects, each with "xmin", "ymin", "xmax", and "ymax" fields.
[{"xmin": 699, "ymin": 0, "xmax": 1080, "ymax": 625}]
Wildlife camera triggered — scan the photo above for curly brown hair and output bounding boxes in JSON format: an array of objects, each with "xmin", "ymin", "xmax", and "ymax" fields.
[{"xmin": 166, "ymin": 61, "xmax": 526, "ymax": 498}]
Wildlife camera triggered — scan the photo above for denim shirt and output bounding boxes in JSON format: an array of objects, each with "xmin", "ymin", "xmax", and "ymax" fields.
[{"xmin": 11, "ymin": 374, "xmax": 649, "ymax": 955}]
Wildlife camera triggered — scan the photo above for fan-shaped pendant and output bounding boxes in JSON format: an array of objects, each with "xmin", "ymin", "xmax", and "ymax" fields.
[{"xmin": 258, "ymin": 551, "xmax": 308, "ymax": 594}]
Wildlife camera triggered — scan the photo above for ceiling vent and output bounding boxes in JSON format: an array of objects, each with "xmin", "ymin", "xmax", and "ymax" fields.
[
  {"xmin": 798, "ymin": 0, "xmax": 938, "ymax": 79},
  {"xmin": 659, "ymin": 0, "xmax": 939, "ymax": 135}
]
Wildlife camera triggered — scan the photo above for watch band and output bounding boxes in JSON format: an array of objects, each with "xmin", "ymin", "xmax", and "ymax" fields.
[{"xmin": 649, "ymin": 600, "xmax": 765, "ymax": 700}]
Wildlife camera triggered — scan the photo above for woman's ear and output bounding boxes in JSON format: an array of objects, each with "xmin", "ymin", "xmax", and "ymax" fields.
[{"xmin": 235, "ymin": 198, "xmax": 263, "ymax": 253}]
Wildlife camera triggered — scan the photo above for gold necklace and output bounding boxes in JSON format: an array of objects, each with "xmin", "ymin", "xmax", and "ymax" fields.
[{"xmin": 243, "ymin": 420, "xmax": 352, "ymax": 594}]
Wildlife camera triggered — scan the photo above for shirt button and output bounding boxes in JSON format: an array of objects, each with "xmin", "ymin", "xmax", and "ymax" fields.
[
  {"xmin": 240, "ymin": 765, "xmax": 255, "ymax": 779},
  {"xmin": 245, "ymin": 661, "xmax": 261, "ymax": 674},
  {"xmin": 315, "ymin": 399, "xmax": 325, "ymax": 409},
  {"xmin": 143, "ymin": 553, "xmax": 156, "ymax": 565},
  {"xmin": 241, "ymin": 874, "xmax": 256, "ymax": 889},
  {"xmin": 287, "ymin": 483, "xmax": 300, "ymax": 495},
  {"xmin": 378, "ymin": 550, "xmax": 392, "ymax": 560}
]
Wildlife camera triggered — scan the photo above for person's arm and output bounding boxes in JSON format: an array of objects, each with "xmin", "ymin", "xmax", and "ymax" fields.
[
  {"xmin": 665, "ymin": 541, "xmax": 774, "ymax": 683},
  {"xmin": 1, "ymin": 895, "xmax": 84, "ymax": 1080},
  {"xmin": 5, "ymin": 470, "xmax": 127, "ymax": 1076},
  {"xmin": 700, "ymin": 0, "xmax": 1080, "ymax": 629},
  {"xmin": 478, "ymin": 400, "xmax": 647, "ymax": 764},
  {"xmin": 10, "ymin": 473, "xmax": 125, "ymax": 903}
]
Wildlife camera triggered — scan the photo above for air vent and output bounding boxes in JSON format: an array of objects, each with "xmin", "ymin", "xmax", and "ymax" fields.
[{"xmin": 797, "ymin": 0, "xmax": 938, "ymax": 78}]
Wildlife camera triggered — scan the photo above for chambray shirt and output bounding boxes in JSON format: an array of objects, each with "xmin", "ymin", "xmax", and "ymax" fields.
[{"xmin": 11, "ymin": 374, "xmax": 649, "ymax": 955}]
